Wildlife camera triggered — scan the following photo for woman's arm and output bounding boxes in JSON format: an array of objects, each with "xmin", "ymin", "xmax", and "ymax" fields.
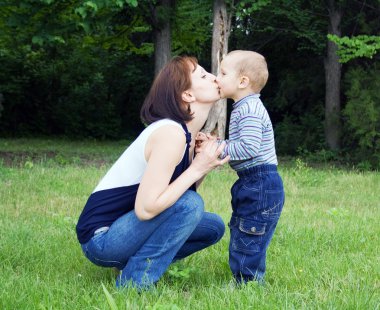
[
  {"xmin": 135, "ymin": 125, "xmax": 228, "ymax": 220},
  {"xmin": 194, "ymin": 132, "xmax": 219, "ymax": 189}
]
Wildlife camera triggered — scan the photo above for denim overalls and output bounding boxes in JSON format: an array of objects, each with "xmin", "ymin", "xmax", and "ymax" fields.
[{"xmin": 228, "ymin": 164, "xmax": 285, "ymax": 283}]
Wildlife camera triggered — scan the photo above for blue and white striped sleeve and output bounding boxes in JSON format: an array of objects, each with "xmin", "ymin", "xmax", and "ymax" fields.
[{"xmin": 219, "ymin": 114, "xmax": 262, "ymax": 161}]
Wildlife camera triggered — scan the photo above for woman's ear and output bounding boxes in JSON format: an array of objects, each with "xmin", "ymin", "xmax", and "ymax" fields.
[
  {"xmin": 182, "ymin": 90, "xmax": 195, "ymax": 103},
  {"xmin": 238, "ymin": 75, "xmax": 250, "ymax": 89}
]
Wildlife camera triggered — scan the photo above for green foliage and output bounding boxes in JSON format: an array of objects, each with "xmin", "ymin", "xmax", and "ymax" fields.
[
  {"xmin": 328, "ymin": 34, "xmax": 380, "ymax": 63},
  {"xmin": 167, "ymin": 264, "xmax": 194, "ymax": 280},
  {"xmin": 0, "ymin": 0, "xmax": 153, "ymax": 138},
  {"xmin": 73, "ymin": 1, "xmax": 152, "ymax": 55},
  {"xmin": 1, "ymin": 44, "xmax": 117, "ymax": 137},
  {"xmin": 274, "ymin": 113, "xmax": 324, "ymax": 155},
  {"xmin": 74, "ymin": 0, "xmax": 138, "ymax": 19},
  {"xmin": 0, "ymin": 39, "xmax": 153, "ymax": 137},
  {"xmin": 0, "ymin": 0, "xmax": 81, "ymax": 48},
  {"xmin": 236, "ymin": 0, "xmax": 272, "ymax": 18},
  {"xmin": 296, "ymin": 147, "xmax": 339, "ymax": 165},
  {"xmin": 233, "ymin": 0, "xmax": 327, "ymax": 54},
  {"xmin": 342, "ymin": 65, "xmax": 380, "ymax": 169},
  {"xmin": 172, "ymin": 0, "xmax": 212, "ymax": 58}
]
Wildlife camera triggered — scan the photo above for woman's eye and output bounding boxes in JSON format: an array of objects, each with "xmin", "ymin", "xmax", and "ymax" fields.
[{"xmin": 201, "ymin": 74, "xmax": 207, "ymax": 78}]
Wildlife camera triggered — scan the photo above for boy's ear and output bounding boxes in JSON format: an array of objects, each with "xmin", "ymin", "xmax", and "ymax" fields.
[
  {"xmin": 182, "ymin": 90, "xmax": 195, "ymax": 103},
  {"xmin": 238, "ymin": 75, "xmax": 250, "ymax": 89}
]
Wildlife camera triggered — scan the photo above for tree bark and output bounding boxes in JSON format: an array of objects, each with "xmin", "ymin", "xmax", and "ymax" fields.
[
  {"xmin": 203, "ymin": 0, "xmax": 231, "ymax": 139},
  {"xmin": 153, "ymin": 0, "xmax": 174, "ymax": 76},
  {"xmin": 324, "ymin": 0, "xmax": 342, "ymax": 150}
]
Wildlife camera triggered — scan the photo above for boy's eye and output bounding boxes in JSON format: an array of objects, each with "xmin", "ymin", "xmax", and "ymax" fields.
[{"xmin": 201, "ymin": 74, "xmax": 207, "ymax": 78}]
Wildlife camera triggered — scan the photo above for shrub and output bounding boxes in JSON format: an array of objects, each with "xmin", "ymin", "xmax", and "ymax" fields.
[{"xmin": 342, "ymin": 65, "xmax": 380, "ymax": 169}]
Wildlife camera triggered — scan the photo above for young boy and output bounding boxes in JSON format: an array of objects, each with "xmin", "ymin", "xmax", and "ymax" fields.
[{"xmin": 198, "ymin": 50, "xmax": 285, "ymax": 284}]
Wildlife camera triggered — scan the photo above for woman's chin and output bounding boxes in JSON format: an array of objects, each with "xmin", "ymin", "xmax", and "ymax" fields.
[{"xmin": 214, "ymin": 93, "xmax": 222, "ymax": 101}]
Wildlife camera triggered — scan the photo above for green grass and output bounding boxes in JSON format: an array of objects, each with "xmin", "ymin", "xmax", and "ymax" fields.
[{"xmin": 0, "ymin": 139, "xmax": 379, "ymax": 309}]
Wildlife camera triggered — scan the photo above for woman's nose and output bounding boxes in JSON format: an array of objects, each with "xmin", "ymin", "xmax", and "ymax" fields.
[{"xmin": 209, "ymin": 73, "xmax": 216, "ymax": 80}]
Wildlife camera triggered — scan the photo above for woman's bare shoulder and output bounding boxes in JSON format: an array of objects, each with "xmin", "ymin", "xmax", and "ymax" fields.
[
  {"xmin": 150, "ymin": 124, "xmax": 186, "ymax": 145},
  {"xmin": 145, "ymin": 123, "xmax": 186, "ymax": 163}
]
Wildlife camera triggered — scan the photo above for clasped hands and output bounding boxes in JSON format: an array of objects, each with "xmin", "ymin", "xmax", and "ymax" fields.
[
  {"xmin": 190, "ymin": 132, "xmax": 229, "ymax": 176},
  {"xmin": 195, "ymin": 132, "xmax": 219, "ymax": 154}
]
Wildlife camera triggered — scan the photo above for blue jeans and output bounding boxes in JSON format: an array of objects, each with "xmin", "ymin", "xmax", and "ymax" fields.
[
  {"xmin": 229, "ymin": 165, "xmax": 284, "ymax": 283},
  {"xmin": 80, "ymin": 190, "xmax": 225, "ymax": 289}
]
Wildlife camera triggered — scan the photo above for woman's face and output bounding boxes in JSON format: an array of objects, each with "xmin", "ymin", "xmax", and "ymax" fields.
[{"xmin": 189, "ymin": 65, "xmax": 220, "ymax": 103}]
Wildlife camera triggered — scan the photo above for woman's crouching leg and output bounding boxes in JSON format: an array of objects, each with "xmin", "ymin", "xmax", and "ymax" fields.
[
  {"xmin": 173, "ymin": 212, "xmax": 225, "ymax": 261},
  {"xmin": 117, "ymin": 190, "xmax": 204, "ymax": 290}
]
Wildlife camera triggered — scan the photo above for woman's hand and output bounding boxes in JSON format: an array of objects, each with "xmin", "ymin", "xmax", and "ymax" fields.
[
  {"xmin": 195, "ymin": 132, "xmax": 218, "ymax": 154},
  {"xmin": 191, "ymin": 139, "xmax": 230, "ymax": 178}
]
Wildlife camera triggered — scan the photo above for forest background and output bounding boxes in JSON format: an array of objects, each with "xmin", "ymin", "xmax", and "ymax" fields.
[{"xmin": 1, "ymin": 0, "xmax": 379, "ymax": 169}]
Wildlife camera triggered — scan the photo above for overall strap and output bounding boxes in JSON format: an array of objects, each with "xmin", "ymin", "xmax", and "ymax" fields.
[
  {"xmin": 181, "ymin": 123, "xmax": 192, "ymax": 145},
  {"xmin": 169, "ymin": 123, "xmax": 195, "ymax": 191}
]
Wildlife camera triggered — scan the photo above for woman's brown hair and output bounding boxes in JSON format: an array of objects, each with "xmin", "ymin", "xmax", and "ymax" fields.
[{"xmin": 140, "ymin": 56, "xmax": 197, "ymax": 125}]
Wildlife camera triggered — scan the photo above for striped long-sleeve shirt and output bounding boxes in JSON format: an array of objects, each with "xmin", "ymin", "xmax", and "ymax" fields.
[{"xmin": 220, "ymin": 93, "xmax": 278, "ymax": 171}]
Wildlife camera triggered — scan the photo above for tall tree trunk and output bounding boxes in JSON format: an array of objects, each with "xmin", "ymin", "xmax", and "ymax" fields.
[
  {"xmin": 153, "ymin": 0, "xmax": 174, "ymax": 76},
  {"xmin": 324, "ymin": 0, "xmax": 342, "ymax": 150},
  {"xmin": 203, "ymin": 0, "xmax": 231, "ymax": 139}
]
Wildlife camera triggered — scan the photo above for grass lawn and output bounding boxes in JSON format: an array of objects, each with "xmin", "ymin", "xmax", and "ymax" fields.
[{"xmin": 0, "ymin": 138, "xmax": 379, "ymax": 309}]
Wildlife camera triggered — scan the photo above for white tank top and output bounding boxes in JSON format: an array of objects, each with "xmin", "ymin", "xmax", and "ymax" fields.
[{"xmin": 93, "ymin": 119, "xmax": 185, "ymax": 193}]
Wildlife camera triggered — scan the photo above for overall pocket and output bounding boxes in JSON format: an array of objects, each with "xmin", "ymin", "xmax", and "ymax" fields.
[{"xmin": 230, "ymin": 218, "xmax": 267, "ymax": 254}]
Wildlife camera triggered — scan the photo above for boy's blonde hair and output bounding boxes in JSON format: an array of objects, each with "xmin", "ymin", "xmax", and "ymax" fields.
[{"xmin": 227, "ymin": 50, "xmax": 269, "ymax": 93}]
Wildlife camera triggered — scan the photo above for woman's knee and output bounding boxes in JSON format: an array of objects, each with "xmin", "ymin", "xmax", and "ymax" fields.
[
  {"xmin": 206, "ymin": 213, "xmax": 225, "ymax": 244},
  {"xmin": 175, "ymin": 190, "xmax": 204, "ymax": 221},
  {"xmin": 215, "ymin": 214, "xmax": 226, "ymax": 240}
]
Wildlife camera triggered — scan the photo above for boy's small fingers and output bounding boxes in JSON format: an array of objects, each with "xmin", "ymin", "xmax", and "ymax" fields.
[
  {"xmin": 196, "ymin": 132, "xmax": 208, "ymax": 141},
  {"xmin": 216, "ymin": 141, "xmax": 226, "ymax": 153},
  {"xmin": 219, "ymin": 155, "xmax": 230, "ymax": 165}
]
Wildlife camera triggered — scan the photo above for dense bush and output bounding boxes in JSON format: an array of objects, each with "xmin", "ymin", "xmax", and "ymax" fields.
[
  {"xmin": 342, "ymin": 65, "xmax": 380, "ymax": 169},
  {"xmin": 0, "ymin": 43, "xmax": 151, "ymax": 138}
]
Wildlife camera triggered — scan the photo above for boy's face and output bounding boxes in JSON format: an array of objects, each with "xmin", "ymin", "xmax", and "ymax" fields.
[{"xmin": 216, "ymin": 55, "xmax": 240, "ymax": 101}]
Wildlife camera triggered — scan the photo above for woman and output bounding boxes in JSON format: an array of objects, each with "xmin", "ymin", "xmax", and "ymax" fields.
[{"xmin": 76, "ymin": 56, "xmax": 230, "ymax": 289}]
